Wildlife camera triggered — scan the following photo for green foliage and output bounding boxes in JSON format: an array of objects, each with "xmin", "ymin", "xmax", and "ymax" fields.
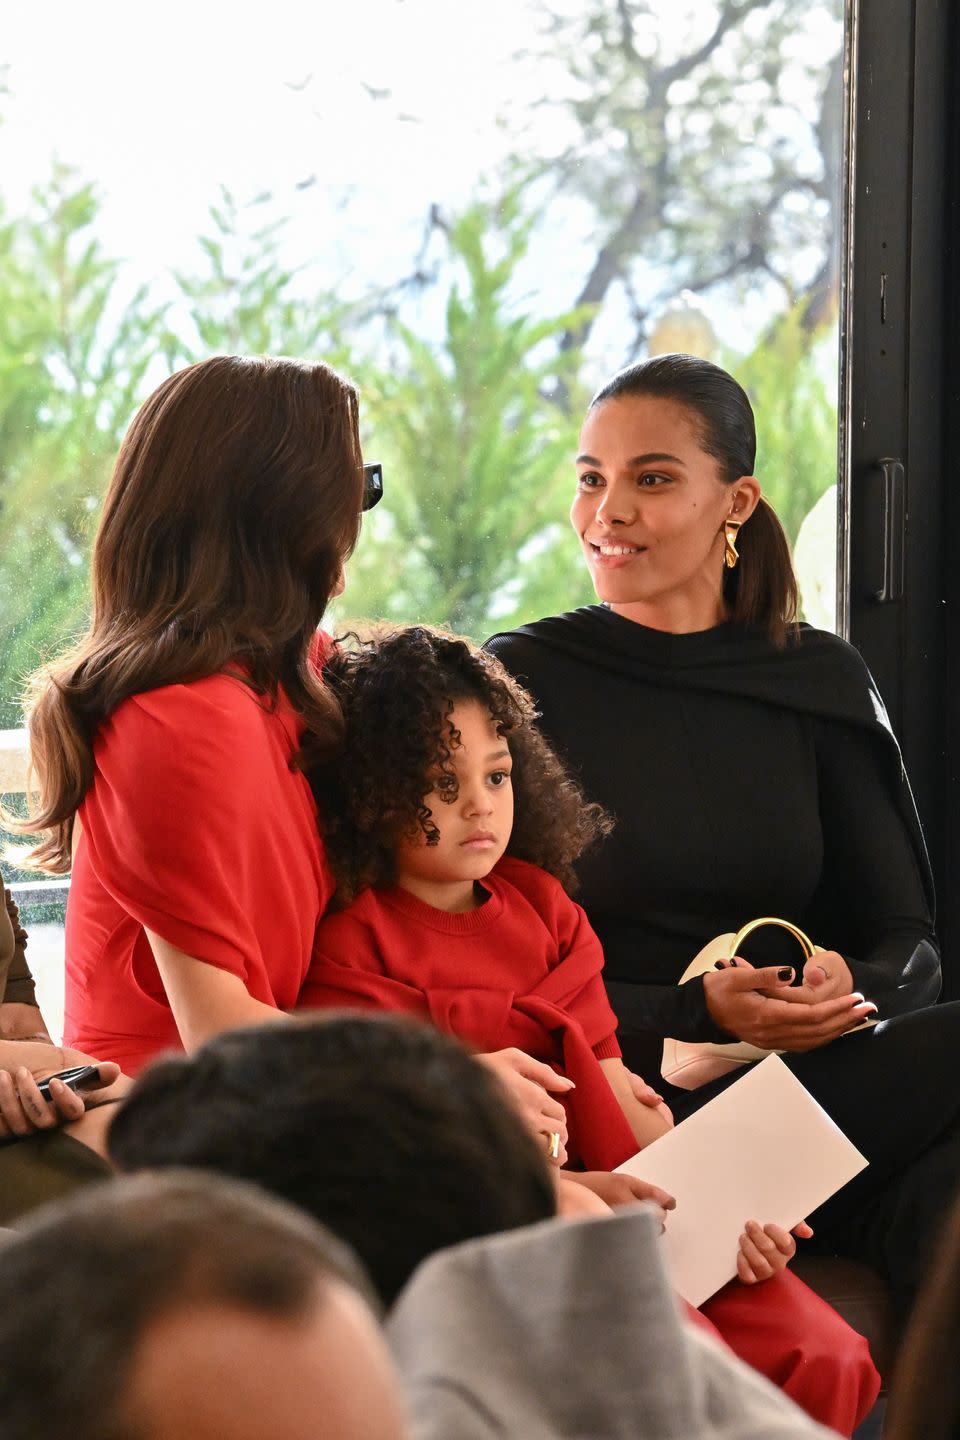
[
  {"xmin": 733, "ymin": 309, "xmax": 838, "ymax": 546},
  {"xmin": 0, "ymin": 162, "xmax": 838, "ymax": 732},
  {"xmin": 0, "ymin": 177, "xmax": 352, "ymax": 727},
  {"xmin": 170, "ymin": 187, "xmax": 349, "ymax": 363},
  {"xmin": 336, "ymin": 192, "xmax": 596, "ymax": 642},
  {"xmin": 0, "ymin": 166, "xmax": 166, "ymax": 726}
]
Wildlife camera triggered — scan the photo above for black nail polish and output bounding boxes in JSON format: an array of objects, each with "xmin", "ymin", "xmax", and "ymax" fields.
[
  {"xmin": 778, "ymin": 967, "xmax": 793, "ymax": 982},
  {"xmin": 714, "ymin": 961, "xmax": 726, "ymax": 969}
]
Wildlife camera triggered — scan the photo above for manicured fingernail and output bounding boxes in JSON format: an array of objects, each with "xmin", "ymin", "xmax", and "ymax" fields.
[
  {"xmin": 714, "ymin": 960, "xmax": 726, "ymax": 969},
  {"xmin": 778, "ymin": 967, "xmax": 793, "ymax": 982},
  {"xmin": 850, "ymin": 993, "xmax": 865, "ymax": 1005}
]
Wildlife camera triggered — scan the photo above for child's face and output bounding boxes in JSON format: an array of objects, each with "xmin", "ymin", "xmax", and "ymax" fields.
[{"xmin": 394, "ymin": 699, "xmax": 514, "ymax": 909}]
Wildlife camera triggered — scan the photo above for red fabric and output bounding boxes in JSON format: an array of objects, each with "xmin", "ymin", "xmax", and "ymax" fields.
[
  {"xmin": 301, "ymin": 856, "xmax": 635, "ymax": 1169},
  {"xmin": 65, "ymin": 670, "xmax": 334, "ymax": 1074},
  {"xmin": 699, "ymin": 1274, "xmax": 881, "ymax": 1436}
]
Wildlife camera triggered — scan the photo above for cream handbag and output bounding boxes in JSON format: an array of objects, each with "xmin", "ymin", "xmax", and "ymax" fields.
[{"xmin": 660, "ymin": 917, "xmax": 823, "ymax": 1091}]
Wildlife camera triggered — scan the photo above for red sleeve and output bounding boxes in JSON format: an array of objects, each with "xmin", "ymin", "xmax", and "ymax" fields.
[
  {"xmin": 300, "ymin": 908, "xmax": 430, "ymax": 1020},
  {"xmin": 592, "ymin": 1034, "xmax": 622, "ymax": 1060},
  {"xmin": 80, "ymin": 681, "xmax": 293, "ymax": 982},
  {"xmin": 497, "ymin": 859, "xmax": 622, "ymax": 1057}
]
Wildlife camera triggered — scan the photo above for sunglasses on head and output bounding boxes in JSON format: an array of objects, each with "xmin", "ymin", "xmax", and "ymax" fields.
[{"xmin": 362, "ymin": 462, "xmax": 384, "ymax": 512}]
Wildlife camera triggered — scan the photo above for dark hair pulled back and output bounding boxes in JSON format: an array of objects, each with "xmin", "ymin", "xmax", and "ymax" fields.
[{"xmin": 591, "ymin": 353, "xmax": 799, "ymax": 645}]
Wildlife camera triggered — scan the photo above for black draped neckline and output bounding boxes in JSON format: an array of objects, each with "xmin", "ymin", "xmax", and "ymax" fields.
[{"xmin": 486, "ymin": 605, "xmax": 935, "ymax": 917}]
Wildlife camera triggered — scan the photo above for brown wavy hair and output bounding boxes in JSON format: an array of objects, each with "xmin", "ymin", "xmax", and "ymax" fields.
[
  {"xmin": 310, "ymin": 625, "xmax": 613, "ymax": 906},
  {"xmin": 12, "ymin": 355, "xmax": 364, "ymax": 873},
  {"xmin": 591, "ymin": 354, "xmax": 800, "ymax": 645}
]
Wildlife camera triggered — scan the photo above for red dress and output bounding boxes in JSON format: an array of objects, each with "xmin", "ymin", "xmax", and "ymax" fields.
[
  {"xmin": 65, "ymin": 671, "xmax": 333, "ymax": 1074},
  {"xmin": 302, "ymin": 856, "xmax": 879, "ymax": 1434}
]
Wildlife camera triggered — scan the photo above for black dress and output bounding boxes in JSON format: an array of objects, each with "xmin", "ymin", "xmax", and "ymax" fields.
[{"xmin": 487, "ymin": 607, "xmax": 960, "ymax": 1317}]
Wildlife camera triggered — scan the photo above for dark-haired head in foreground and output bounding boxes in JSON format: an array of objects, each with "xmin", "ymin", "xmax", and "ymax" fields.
[
  {"xmin": 0, "ymin": 1169, "xmax": 406, "ymax": 1440},
  {"xmin": 109, "ymin": 1013, "xmax": 557, "ymax": 1306}
]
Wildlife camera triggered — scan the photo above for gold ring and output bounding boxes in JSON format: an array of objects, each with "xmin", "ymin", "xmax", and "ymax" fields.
[{"xmin": 546, "ymin": 1131, "xmax": 561, "ymax": 1161}]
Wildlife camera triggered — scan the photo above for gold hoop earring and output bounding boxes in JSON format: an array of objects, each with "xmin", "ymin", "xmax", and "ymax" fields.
[{"xmin": 723, "ymin": 519, "xmax": 742, "ymax": 570}]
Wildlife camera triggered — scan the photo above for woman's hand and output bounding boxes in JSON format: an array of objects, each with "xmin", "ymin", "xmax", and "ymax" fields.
[
  {"xmin": 566, "ymin": 1169, "xmax": 676, "ymax": 1224},
  {"xmin": 736, "ymin": 1219, "xmax": 813, "ymax": 1284},
  {"xmin": 554, "ymin": 1175, "xmax": 612, "ymax": 1219},
  {"xmin": 0, "ymin": 1041, "xmax": 125, "ymax": 1140},
  {"xmin": 790, "ymin": 950, "xmax": 855, "ymax": 1004},
  {"xmin": 475, "ymin": 1048, "xmax": 573, "ymax": 1165},
  {"xmin": 703, "ymin": 961, "xmax": 877, "ymax": 1052}
]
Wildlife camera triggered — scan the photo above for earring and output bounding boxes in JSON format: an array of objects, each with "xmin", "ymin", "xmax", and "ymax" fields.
[{"xmin": 723, "ymin": 519, "xmax": 742, "ymax": 570}]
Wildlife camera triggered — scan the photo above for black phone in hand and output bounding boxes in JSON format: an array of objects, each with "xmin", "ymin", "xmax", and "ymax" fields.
[{"xmin": 36, "ymin": 1065, "xmax": 101, "ymax": 1102}]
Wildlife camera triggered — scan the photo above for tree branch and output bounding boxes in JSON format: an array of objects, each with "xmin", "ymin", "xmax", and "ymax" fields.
[{"xmin": 657, "ymin": 0, "xmax": 777, "ymax": 93}]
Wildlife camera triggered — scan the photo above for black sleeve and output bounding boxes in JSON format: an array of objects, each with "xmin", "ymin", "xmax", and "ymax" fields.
[
  {"xmin": 811, "ymin": 718, "xmax": 940, "ymax": 1016},
  {"xmin": 605, "ymin": 973, "xmax": 732, "ymax": 1045}
]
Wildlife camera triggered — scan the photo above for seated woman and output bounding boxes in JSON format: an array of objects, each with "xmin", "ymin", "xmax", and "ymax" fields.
[
  {"xmin": 484, "ymin": 352, "xmax": 960, "ymax": 1320},
  {"xmin": 5, "ymin": 354, "xmax": 369, "ymax": 1079},
  {"xmin": 1, "ymin": 880, "xmax": 46, "ymax": 1041},
  {"xmin": 0, "ymin": 871, "xmax": 117, "ymax": 1221},
  {"xmin": 885, "ymin": 1184, "xmax": 960, "ymax": 1440},
  {"xmin": 300, "ymin": 624, "xmax": 879, "ymax": 1435},
  {"xmin": 0, "ymin": 354, "xmax": 571, "ymax": 1162}
]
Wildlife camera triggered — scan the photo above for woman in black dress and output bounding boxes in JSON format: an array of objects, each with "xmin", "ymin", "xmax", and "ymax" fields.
[{"xmin": 486, "ymin": 353, "xmax": 958, "ymax": 1319}]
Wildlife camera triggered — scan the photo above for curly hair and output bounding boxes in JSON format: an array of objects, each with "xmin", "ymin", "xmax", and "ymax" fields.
[{"xmin": 310, "ymin": 625, "xmax": 612, "ymax": 906}]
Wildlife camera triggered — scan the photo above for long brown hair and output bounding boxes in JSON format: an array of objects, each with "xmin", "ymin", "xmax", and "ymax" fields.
[
  {"xmin": 591, "ymin": 354, "xmax": 800, "ymax": 645},
  {"xmin": 14, "ymin": 354, "xmax": 364, "ymax": 873}
]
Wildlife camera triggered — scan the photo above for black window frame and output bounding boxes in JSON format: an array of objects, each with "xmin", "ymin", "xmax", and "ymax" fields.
[{"xmin": 842, "ymin": 0, "xmax": 957, "ymax": 992}]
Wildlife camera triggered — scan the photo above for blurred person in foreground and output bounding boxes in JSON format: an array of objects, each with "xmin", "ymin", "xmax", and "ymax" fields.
[
  {"xmin": 885, "ymin": 1186, "xmax": 960, "ymax": 1440},
  {"xmin": 108, "ymin": 1013, "xmax": 842, "ymax": 1440},
  {"xmin": 0, "ymin": 1169, "xmax": 407, "ymax": 1440}
]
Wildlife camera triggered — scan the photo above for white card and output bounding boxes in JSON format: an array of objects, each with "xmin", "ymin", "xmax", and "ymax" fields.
[{"xmin": 614, "ymin": 1055, "xmax": 868, "ymax": 1307}]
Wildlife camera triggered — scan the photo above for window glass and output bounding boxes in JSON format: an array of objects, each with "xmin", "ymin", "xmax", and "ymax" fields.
[{"xmin": 2, "ymin": 4, "xmax": 846, "ymax": 1008}]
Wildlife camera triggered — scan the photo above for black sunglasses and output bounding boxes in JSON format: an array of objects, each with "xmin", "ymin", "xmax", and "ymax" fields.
[{"xmin": 362, "ymin": 461, "xmax": 384, "ymax": 511}]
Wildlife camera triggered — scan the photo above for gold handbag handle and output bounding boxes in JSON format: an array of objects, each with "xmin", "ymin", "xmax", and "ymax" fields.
[{"xmin": 731, "ymin": 917, "xmax": 817, "ymax": 960}]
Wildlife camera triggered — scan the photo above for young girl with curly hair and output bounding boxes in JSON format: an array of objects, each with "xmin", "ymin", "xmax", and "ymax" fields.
[{"xmin": 302, "ymin": 624, "xmax": 879, "ymax": 1436}]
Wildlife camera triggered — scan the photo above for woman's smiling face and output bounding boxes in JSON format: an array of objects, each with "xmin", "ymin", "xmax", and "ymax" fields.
[{"xmin": 570, "ymin": 394, "xmax": 758, "ymax": 630}]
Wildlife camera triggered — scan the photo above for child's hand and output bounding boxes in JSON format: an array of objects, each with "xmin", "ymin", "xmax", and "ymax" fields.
[
  {"xmin": 736, "ymin": 1219, "xmax": 814, "ymax": 1283},
  {"xmin": 626, "ymin": 1070, "xmax": 674, "ymax": 1127}
]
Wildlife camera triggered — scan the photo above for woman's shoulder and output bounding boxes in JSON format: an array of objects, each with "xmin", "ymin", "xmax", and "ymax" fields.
[
  {"xmin": 777, "ymin": 625, "xmax": 886, "ymax": 715},
  {"xmin": 486, "ymin": 607, "xmax": 604, "ymax": 652},
  {"xmin": 106, "ymin": 673, "xmax": 277, "ymax": 739},
  {"xmin": 95, "ymin": 674, "xmax": 299, "ymax": 786},
  {"xmin": 485, "ymin": 609, "xmax": 608, "ymax": 683},
  {"xmin": 792, "ymin": 624, "xmax": 873, "ymax": 677}
]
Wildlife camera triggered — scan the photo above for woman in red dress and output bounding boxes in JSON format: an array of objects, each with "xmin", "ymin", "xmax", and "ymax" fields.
[{"xmin": 11, "ymin": 355, "xmax": 367, "ymax": 1077}]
